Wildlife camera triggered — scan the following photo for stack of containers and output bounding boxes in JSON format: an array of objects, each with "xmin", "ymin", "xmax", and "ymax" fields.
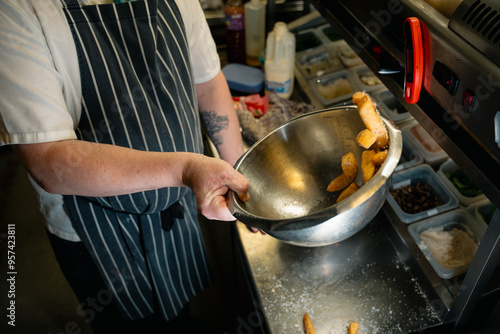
[
  {"xmin": 385, "ymin": 122, "xmax": 488, "ymax": 280},
  {"xmin": 293, "ymin": 25, "xmax": 366, "ymax": 107}
]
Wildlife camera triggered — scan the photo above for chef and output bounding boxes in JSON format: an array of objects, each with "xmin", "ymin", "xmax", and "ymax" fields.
[{"xmin": 0, "ymin": 0, "xmax": 250, "ymax": 332}]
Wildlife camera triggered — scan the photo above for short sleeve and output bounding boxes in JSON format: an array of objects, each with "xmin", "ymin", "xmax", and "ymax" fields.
[
  {"xmin": 0, "ymin": 0, "xmax": 79, "ymax": 145},
  {"xmin": 175, "ymin": 0, "xmax": 221, "ymax": 84}
]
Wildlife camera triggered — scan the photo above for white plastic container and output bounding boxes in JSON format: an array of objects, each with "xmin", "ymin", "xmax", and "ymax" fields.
[
  {"xmin": 244, "ymin": 0, "xmax": 266, "ymax": 67},
  {"xmin": 401, "ymin": 121, "xmax": 448, "ymax": 166},
  {"xmin": 264, "ymin": 22, "xmax": 295, "ymax": 99},
  {"xmin": 408, "ymin": 209, "xmax": 485, "ymax": 279}
]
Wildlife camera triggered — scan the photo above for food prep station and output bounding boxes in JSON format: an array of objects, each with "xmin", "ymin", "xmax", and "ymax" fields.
[{"xmin": 215, "ymin": 1, "xmax": 500, "ymax": 332}]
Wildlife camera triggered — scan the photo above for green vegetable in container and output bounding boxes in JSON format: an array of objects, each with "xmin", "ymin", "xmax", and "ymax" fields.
[
  {"xmin": 445, "ymin": 169, "xmax": 482, "ymax": 198},
  {"xmin": 478, "ymin": 205, "xmax": 496, "ymax": 225}
]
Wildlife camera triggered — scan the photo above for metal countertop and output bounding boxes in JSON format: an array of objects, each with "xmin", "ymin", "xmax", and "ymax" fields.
[{"xmin": 235, "ymin": 210, "xmax": 444, "ymax": 333}]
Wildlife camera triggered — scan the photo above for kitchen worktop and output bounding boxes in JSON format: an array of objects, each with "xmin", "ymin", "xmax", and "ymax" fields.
[{"xmin": 235, "ymin": 210, "xmax": 445, "ymax": 333}]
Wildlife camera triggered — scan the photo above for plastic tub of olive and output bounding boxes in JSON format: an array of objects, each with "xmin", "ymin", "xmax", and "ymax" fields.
[{"xmin": 229, "ymin": 105, "xmax": 402, "ymax": 247}]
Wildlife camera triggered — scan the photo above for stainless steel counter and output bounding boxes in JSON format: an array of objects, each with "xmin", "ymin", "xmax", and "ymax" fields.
[{"xmin": 235, "ymin": 210, "xmax": 445, "ymax": 333}]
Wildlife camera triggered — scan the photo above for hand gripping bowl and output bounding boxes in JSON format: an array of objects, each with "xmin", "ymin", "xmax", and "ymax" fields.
[{"xmin": 229, "ymin": 105, "xmax": 402, "ymax": 247}]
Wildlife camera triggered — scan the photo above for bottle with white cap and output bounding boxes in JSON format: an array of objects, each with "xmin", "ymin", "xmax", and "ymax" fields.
[
  {"xmin": 264, "ymin": 22, "xmax": 295, "ymax": 99},
  {"xmin": 244, "ymin": 0, "xmax": 266, "ymax": 67}
]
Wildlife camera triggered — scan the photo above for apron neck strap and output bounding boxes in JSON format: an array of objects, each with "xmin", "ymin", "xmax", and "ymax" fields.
[{"xmin": 61, "ymin": 0, "xmax": 84, "ymax": 7}]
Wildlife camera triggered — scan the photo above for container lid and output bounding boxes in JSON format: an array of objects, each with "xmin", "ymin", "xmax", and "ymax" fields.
[{"xmin": 222, "ymin": 64, "xmax": 265, "ymax": 94}]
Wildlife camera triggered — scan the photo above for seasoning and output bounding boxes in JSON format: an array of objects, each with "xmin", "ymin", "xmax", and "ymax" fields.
[
  {"xmin": 390, "ymin": 182, "xmax": 443, "ymax": 214},
  {"xmin": 420, "ymin": 227, "xmax": 478, "ymax": 269}
]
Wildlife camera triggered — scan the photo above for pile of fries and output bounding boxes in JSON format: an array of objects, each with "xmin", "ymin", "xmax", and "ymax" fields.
[{"xmin": 327, "ymin": 92, "xmax": 389, "ymax": 203}]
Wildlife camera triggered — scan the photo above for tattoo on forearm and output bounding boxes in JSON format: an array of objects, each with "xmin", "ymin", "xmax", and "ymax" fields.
[{"xmin": 200, "ymin": 110, "xmax": 229, "ymax": 147}]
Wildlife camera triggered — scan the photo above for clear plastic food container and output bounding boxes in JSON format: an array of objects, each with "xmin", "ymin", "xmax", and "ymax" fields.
[
  {"xmin": 387, "ymin": 164, "xmax": 459, "ymax": 224},
  {"xmin": 402, "ymin": 122, "xmax": 448, "ymax": 166},
  {"xmin": 467, "ymin": 199, "xmax": 496, "ymax": 226},
  {"xmin": 351, "ymin": 65, "xmax": 385, "ymax": 93},
  {"xmin": 330, "ymin": 41, "xmax": 364, "ymax": 68},
  {"xmin": 309, "ymin": 70, "xmax": 359, "ymax": 107},
  {"xmin": 437, "ymin": 159, "xmax": 486, "ymax": 206},
  {"xmin": 294, "ymin": 28, "xmax": 324, "ymax": 54},
  {"xmin": 394, "ymin": 135, "xmax": 424, "ymax": 172},
  {"xmin": 316, "ymin": 24, "xmax": 342, "ymax": 45},
  {"xmin": 408, "ymin": 209, "xmax": 486, "ymax": 279},
  {"xmin": 296, "ymin": 48, "xmax": 343, "ymax": 79},
  {"xmin": 373, "ymin": 90, "xmax": 413, "ymax": 126}
]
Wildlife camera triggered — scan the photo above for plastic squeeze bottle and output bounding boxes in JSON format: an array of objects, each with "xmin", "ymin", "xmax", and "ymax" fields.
[
  {"xmin": 244, "ymin": 0, "xmax": 266, "ymax": 67},
  {"xmin": 225, "ymin": 0, "xmax": 246, "ymax": 64},
  {"xmin": 264, "ymin": 22, "xmax": 296, "ymax": 99}
]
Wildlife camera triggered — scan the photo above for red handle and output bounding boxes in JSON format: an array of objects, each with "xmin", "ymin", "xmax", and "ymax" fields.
[{"xmin": 403, "ymin": 17, "xmax": 424, "ymax": 104}]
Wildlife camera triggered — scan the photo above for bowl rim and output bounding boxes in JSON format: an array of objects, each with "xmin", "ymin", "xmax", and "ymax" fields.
[{"xmin": 230, "ymin": 105, "xmax": 403, "ymax": 231}]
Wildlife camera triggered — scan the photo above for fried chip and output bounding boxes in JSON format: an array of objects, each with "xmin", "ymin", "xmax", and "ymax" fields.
[
  {"xmin": 356, "ymin": 128, "xmax": 376, "ymax": 149},
  {"xmin": 327, "ymin": 152, "xmax": 359, "ymax": 192},
  {"xmin": 327, "ymin": 172, "xmax": 354, "ymax": 192},
  {"xmin": 353, "ymin": 91, "xmax": 388, "ymax": 149},
  {"xmin": 342, "ymin": 152, "xmax": 359, "ymax": 178},
  {"xmin": 349, "ymin": 321, "xmax": 359, "ymax": 334},
  {"xmin": 303, "ymin": 313, "xmax": 316, "ymax": 334},
  {"xmin": 373, "ymin": 150, "xmax": 388, "ymax": 166},
  {"xmin": 361, "ymin": 149, "xmax": 376, "ymax": 183},
  {"xmin": 336, "ymin": 182, "xmax": 360, "ymax": 203}
]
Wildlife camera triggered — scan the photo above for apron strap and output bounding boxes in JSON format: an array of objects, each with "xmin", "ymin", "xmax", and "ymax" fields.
[{"xmin": 61, "ymin": 0, "xmax": 81, "ymax": 7}]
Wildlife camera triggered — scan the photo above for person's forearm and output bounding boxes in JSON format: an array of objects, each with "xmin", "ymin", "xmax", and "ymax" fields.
[
  {"xmin": 13, "ymin": 140, "xmax": 195, "ymax": 197},
  {"xmin": 196, "ymin": 71, "xmax": 244, "ymax": 166},
  {"xmin": 14, "ymin": 139, "xmax": 250, "ymax": 221}
]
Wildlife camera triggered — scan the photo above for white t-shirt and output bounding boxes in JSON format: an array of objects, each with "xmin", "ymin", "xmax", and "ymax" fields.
[{"xmin": 0, "ymin": 0, "xmax": 221, "ymax": 241}]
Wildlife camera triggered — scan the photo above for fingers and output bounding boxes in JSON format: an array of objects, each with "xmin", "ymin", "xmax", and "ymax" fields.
[
  {"xmin": 226, "ymin": 169, "xmax": 250, "ymax": 202},
  {"xmin": 184, "ymin": 155, "xmax": 250, "ymax": 221},
  {"xmin": 202, "ymin": 194, "xmax": 236, "ymax": 221},
  {"xmin": 248, "ymin": 226, "xmax": 266, "ymax": 234},
  {"xmin": 236, "ymin": 191, "xmax": 250, "ymax": 202}
]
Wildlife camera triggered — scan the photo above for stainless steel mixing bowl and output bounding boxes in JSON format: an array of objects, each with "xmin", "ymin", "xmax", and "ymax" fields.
[{"xmin": 229, "ymin": 105, "xmax": 402, "ymax": 247}]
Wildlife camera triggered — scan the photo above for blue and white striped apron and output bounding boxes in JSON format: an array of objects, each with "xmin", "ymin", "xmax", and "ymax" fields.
[{"xmin": 61, "ymin": 0, "xmax": 212, "ymax": 321}]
